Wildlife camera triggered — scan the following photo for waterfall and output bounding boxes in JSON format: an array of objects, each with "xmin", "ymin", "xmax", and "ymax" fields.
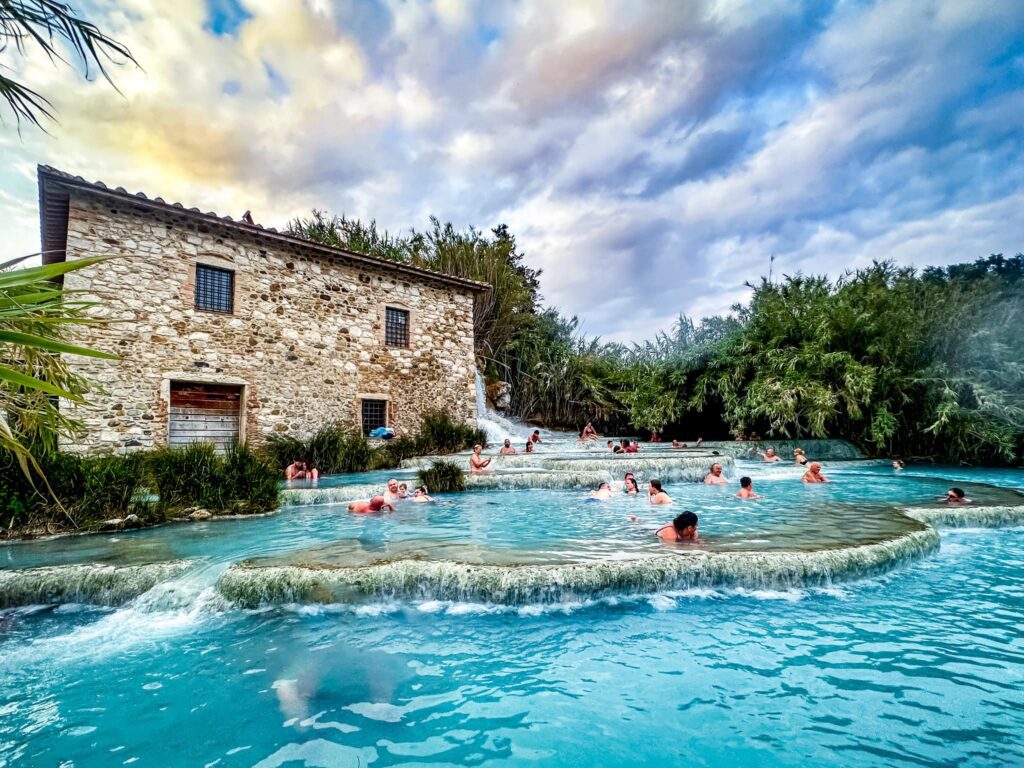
[{"xmin": 474, "ymin": 366, "xmax": 486, "ymax": 417}]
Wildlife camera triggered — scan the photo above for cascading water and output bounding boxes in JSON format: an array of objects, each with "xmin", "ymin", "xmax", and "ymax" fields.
[{"xmin": 474, "ymin": 364, "xmax": 531, "ymax": 444}]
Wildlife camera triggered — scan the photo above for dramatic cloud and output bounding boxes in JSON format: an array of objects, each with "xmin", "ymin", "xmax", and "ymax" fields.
[{"xmin": 1, "ymin": 0, "xmax": 1022, "ymax": 341}]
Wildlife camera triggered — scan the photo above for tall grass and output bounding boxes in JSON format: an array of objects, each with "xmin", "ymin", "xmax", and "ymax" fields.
[
  {"xmin": 417, "ymin": 460, "xmax": 465, "ymax": 493},
  {"xmin": 263, "ymin": 411, "xmax": 484, "ymax": 476},
  {"xmin": 147, "ymin": 443, "xmax": 278, "ymax": 514}
]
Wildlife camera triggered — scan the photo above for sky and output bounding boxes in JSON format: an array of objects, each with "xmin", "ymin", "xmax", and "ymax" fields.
[{"xmin": 1, "ymin": 0, "xmax": 1023, "ymax": 343}]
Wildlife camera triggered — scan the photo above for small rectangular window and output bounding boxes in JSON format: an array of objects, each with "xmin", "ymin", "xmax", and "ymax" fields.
[
  {"xmin": 361, "ymin": 399, "xmax": 387, "ymax": 435},
  {"xmin": 195, "ymin": 264, "xmax": 234, "ymax": 313},
  {"xmin": 384, "ymin": 306, "xmax": 409, "ymax": 347}
]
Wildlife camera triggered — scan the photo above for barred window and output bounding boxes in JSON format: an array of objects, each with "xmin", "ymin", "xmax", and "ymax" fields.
[
  {"xmin": 361, "ymin": 399, "xmax": 387, "ymax": 435},
  {"xmin": 384, "ymin": 306, "xmax": 409, "ymax": 347},
  {"xmin": 195, "ymin": 264, "xmax": 234, "ymax": 313}
]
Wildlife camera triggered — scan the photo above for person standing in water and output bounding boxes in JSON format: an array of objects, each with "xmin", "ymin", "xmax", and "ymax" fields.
[
  {"xmin": 649, "ymin": 479, "xmax": 672, "ymax": 505},
  {"xmin": 469, "ymin": 444, "xmax": 493, "ymax": 474},
  {"xmin": 801, "ymin": 462, "xmax": 828, "ymax": 483},
  {"xmin": 656, "ymin": 511, "xmax": 699, "ymax": 542},
  {"xmin": 704, "ymin": 463, "xmax": 729, "ymax": 484},
  {"xmin": 794, "ymin": 448, "xmax": 809, "ymax": 466},
  {"xmin": 499, "ymin": 439, "xmax": 517, "ymax": 455},
  {"xmin": 736, "ymin": 476, "xmax": 760, "ymax": 498}
]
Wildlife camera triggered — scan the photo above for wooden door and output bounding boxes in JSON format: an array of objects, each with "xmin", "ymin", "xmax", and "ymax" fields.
[{"xmin": 168, "ymin": 382, "xmax": 242, "ymax": 453}]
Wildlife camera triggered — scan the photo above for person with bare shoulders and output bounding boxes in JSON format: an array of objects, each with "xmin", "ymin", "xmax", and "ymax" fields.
[
  {"xmin": 943, "ymin": 487, "xmax": 971, "ymax": 504},
  {"xmin": 499, "ymin": 438, "xmax": 517, "ymax": 455},
  {"xmin": 589, "ymin": 482, "xmax": 613, "ymax": 501},
  {"xmin": 794, "ymin": 448, "xmax": 809, "ymax": 466},
  {"xmin": 801, "ymin": 462, "xmax": 828, "ymax": 483},
  {"xmin": 623, "ymin": 476, "xmax": 640, "ymax": 494},
  {"xmin": 411, "ymin": 487, "xmax": 434, "ymax": 503},
  {"xmin": 656, "ymin": 511, "xmax": 699, "ymax": 542},
  {"xmin": 348, "ymin": 496, "xmax": 394, "ymax": 514},
  {"xmin": 469, "ymin": 444, "xmax": 493, "ymax": 474},
  {"xmin": 736, "ymin": 476, "xmax": 759, "ymax": 499},
  {"xmin": 531, "ymin": 429, "xmax": 542, "ymax": 444},
  {"xmin": 383, "ymin": 478, "xmax": 403, "ymax": 502},
  {"xmin": 525, "ymin": 440, "xmax": 534, "ymax": 453},
  {"xmin": 759, "ymin": 448, "xmax": 782, "ymax": 463},
  {"xmin": 580, "ymin": 421, "xmax": 599, "ymax": 441},
  {"xmin": 892, "ymin": 459, "xmax": 905, "ymax": 471},
  {"xmin": 285, "ymin": 460, "xmax": 305, "ymax": 481},
  {"xmin": 703, "ymin": 463, "xmax": 728, "ymax": 484},
  {"xmin": 649, "ymin": 479, "xmax": 672, "ymax": 505}
]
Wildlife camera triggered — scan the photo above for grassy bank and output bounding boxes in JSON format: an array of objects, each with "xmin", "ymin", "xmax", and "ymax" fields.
[
  {"xmin": 0, "ymin": 443, "xmax": 279, "ymax": 539},
  {"xmin": 261, "ymin": 410, "xmax": 485, "ymax": 475}
]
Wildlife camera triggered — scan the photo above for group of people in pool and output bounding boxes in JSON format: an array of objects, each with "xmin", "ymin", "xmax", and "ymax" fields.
[{"xmin": 347, "ymin": 477, "xmax": 435, "ymax": 514}]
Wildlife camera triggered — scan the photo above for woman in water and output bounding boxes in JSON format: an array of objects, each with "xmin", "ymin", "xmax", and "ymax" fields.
[
  {"xmin": 411, "ymin": 487, "xmax": 434, "ymax": 502},
  {"xmin": 649, "ymin": 479, "xmax": 672, "ymax": 505},
  {"xmin": 469, "ymin": 444, "xmax": 493, "ymax": 474},
  {"xmin": 794, "ymin": 448, "xmax": 809, "ymax": 466},
  {"xmin": 580, "ymin": 421, "xmax": 599, "ymax": 441},
  {"xmin": 525, "ymin": 440, "xmax": 534, "ymax": 453},
  {"xmin": 623, "ymin": 477, "xmax": 640, "ymax": 494},
  {"xmin": 656, "ymin": 511, "xmax": 699, "ymax": 542},
  {"xmin": 348, "ymin": 496, "xmax": 394, "ymax": 514}
]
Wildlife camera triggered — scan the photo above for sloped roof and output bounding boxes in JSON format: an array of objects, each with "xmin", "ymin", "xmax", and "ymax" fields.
[{"xmin": 37, "ymin": 165, "xmax": 489, "ymax": 293}]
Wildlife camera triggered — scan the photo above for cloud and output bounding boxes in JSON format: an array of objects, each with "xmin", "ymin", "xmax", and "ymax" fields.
[{"xmin": 0, "ymin": 0, "xmax": 1022, "ymax": 342}]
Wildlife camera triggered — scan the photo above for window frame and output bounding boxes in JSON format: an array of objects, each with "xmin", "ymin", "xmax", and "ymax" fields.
[
  {"xmin": 360, "ymin": 397, "xmax": 389, "ymax": 436},
  {"xmin": 194, "ymin": 263, "xmax": 235, "ymax": 314},
  {"xmin": 383, "ymin": 305, "xmax": 410, "ymax": 348}
]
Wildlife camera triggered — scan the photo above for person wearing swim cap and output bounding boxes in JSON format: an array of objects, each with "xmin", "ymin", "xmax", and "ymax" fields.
[
  {"xmin": 348, "ymin": 496, "xmax": 395, "ymax": 514},
  {"xmin": 656, "ymin": 511, "xmax": 699, "ymax": 542}
]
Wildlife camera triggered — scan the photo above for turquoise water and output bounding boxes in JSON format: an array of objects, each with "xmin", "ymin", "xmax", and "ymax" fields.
[{"xmin": 2, "ymin": 448, "xmax": 1024, "ymax": 766}]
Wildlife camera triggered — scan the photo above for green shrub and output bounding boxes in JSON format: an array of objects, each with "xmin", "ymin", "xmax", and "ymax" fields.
[
  {"xmin": 263, "ymin": 424, "xmax": 375, "ymax": 474},
  {"xmin": 148, "ymin": 442, "xmax": 279, "ymax": 513},
  {"xmin": 418, "ymin": 410, "xmax": 486, "ymax": 453},
  {"xmin": 219, "ymin": 443, "xmax": 279, "ymax": 513},
  {"xmin": 416, "ymin": 460, "xmax": 465, "ymax": 493}
]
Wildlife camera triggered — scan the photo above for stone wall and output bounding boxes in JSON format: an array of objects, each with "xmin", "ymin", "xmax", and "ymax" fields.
[{"xmin": 59, "ymin": 192, "xmax": 478, "ymax": 452}]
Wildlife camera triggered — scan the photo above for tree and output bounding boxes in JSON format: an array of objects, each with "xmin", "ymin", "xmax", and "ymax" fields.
[
  {"xmin": 0, "ymin": 0, "xmax": 136, "ymax": 131},
  {"xmin": 0, "ymin": 255, "xmax": 116, "ymax": 479}
]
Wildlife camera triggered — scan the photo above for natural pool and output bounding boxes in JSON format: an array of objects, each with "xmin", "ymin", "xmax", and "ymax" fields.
[{"xmin": 2, "ymin": 439, "xmax": 1023, "ymax": 767}]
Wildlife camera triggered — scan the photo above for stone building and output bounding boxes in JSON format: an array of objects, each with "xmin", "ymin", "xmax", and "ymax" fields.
[{"xmin": 37, "ymin": 166, "xmax": 486, "ymax": 453}]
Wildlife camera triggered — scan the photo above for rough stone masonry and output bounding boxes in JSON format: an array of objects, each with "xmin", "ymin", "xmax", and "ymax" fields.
[{"xmin": 39, "ymin": 167, "xmax": 484, "ymax": 453}]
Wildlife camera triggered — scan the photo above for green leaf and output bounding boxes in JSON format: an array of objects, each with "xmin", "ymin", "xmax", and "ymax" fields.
[{"xmin": 0, "ymin": 330, "xmax": 118, "ymax": 358}]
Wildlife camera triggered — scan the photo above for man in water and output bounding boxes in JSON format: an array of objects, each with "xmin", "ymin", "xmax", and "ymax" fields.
[
  {"xmin": 703, "ymin": 463, "xmax": 728, "ymax": 484},
  {"xmin": 348, "ymin": 496, "xmax": 394, "ymax": 514},
  {"xmin": 531, "ymin": 429, "xmax": 542, "ymax": 444},
  {"xmin": 469, "ymin": 444, "xmax": 493, "ymax": 474},
  {"xmin": 759, "ymin": 448, "xmax": 782, "ymax": 463},
  {"xmin": 625, "ymin": 440, "xmax": 639, "ymax": 454},
  {"xmin": 606, "ymin": 440, "xmax": 616, "ymax": 452},
  {"xmin": 649, "ymin": 479, "xmax": 672, "ymax": 505},
  {"xmin": 383, "ymin": 478, "xmax": 403, "ymax": 501},
  {"xmin": 285, "ymin": 460, "xmax": 306, "ymax": 480},
  {"xmin": 411, "ymin": 487, "xmax": 434, "ymax": 503},
  {"xmin": 656, "ymin": 511, "xmax": 699, "ymax": 542},
  {"xmin": 944, "ymin": 487, "xmax": 972, "ymax": 504},
  {"xmin": 500, "ymin": 439, "xmax": 517, "ymax": 455},
  {"xmin": 801, "ymin": 462, "xmax": 828, "ymax": 483},
  {"xmin": 736, "ymin": 476, "xmax": 759, "ymax": 498},
  {"xmin": 590, "ymin": 482, "xmax": 613, "ymax": 500}
]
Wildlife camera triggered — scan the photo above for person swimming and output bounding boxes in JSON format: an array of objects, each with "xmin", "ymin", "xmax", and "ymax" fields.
[
  {"xmin": 801, "ymin": 462, "xmax": 828, "ymax": 483},
  {"xmin": 943, "ymin": 487, "xmax": 971, "ymax": 504},
  {"xmin": 703, "ymin": 463, "xmax": 728, "ymax": 484},
  {"xmin": 469, "ymin": 444, "xmax": 493, "ymax": 474},
  {"xmin": 649, "ymin": 479, "xmax": 672, "ymax": 505},
  {"xmin": 411, "ymin": 487, "xmax": 434, "ymax": 503},
  {"xmin": 759, "ymin": 448, "xmax": 782, "ymax": 463},
  {"xmin": 736, "ymin": 476, "xmax": 759, "ymax": 498},
  {"xmin": 656, "ymin": 511, "xmax": 699, "ymax": 542},
  {"xmin": 348, "ymin": 496, "xmax": 394, "ymax": 514},
  {"xmin": 589, "ymin": 482, "xmax": 613, "ymax": 501}
]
